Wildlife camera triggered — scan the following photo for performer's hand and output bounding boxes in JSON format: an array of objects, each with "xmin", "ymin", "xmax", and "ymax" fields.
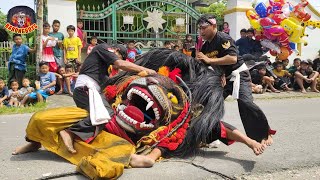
[
  {"xmin": 144, "ymin": 68, "xmax": 157, "ymax": 75},
  {"xmin": 196, "ymin": 52, "xmax": 211, "ymax": 64}
]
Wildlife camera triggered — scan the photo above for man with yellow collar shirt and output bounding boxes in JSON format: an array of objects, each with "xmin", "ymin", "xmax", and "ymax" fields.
[{"xmin": 196, "ymin": 14, "xmax": 276, "ymax": 147}]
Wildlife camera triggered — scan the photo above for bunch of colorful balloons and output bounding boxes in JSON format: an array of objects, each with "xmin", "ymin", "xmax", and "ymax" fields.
[{"xmin": 246, "ymin": 0, "xmax": 314, "ymax": 60}]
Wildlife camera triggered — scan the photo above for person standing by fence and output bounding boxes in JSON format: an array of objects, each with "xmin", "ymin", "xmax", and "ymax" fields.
[
  {"xmin": 49, "ymin": 20, "xmax": 64, "ymax": 67},
  {"xmin": 8, "ymin": 34, "xmax": 36, "ymax": 87}
]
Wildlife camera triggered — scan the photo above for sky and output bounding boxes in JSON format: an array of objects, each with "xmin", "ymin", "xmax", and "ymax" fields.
[{"xmin": 0, "ymin": 0, "xmax": 34, "ymax": 14}]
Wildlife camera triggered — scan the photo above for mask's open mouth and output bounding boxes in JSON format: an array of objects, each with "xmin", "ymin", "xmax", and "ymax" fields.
[{"xmin": 116, "ymin": 86, "xmax": 162, "ymax": 134}]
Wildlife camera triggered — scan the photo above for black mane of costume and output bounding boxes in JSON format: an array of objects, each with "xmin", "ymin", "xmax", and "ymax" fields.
[{"xmin": 107, "ymin": 48, "xmax": 225, "ymax": 156}]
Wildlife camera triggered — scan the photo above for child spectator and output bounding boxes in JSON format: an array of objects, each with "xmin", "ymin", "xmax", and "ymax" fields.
[
  {"xmin": 8, "ymin": 80, "xmax": 20, "ymax": 107},
  {"xmin": 273, "ymin": 62, "xmax": 292, "ymax": 91},
  {"xmin": 288, "ymin": 58, "xmax": 301, "ymax": 84},
  {"xmin": 251, "ymin": 65, "xmax": 280, "ymax": 93},
  {"xmin": 282, "ymin": 59, "xmax": 289, "ymax": 70},
  {"xmin": 23, "ymin": 62, "xmax": 56, "ymax": 104},
  {"xmin": 163, "ymin": 41, "xmax": 172, "ymax": 49},
  {"xmin": 56, "ymin": 65, "xmax": 77, "ymax": 96},
  {"xmin": 42, "ymin": 22, "xmax": 58, "ymax": 72},
  {"xmin": 294, "ymin": 60, "xmax": 319, "ymax": 93},
  {"xmin": 312, "ymin": 57, "xmax": 320, "ymax": 73},
  {"xmin": 49, "ymin": 19, "xmax": 64, "ymax": 67},
  {"xmin": 63, "ymin": 25, "xmax": 82, "ymax": 72},
  {"xmin": 173, "ymin": 45, "xmax": 180, "ymax": 51},
  {"xmin": 87, "ymin": 36, "xmax": 97, "ymax": 55},
  {"xmin": 182, "ymin": 34, "xmax": 195, "ymax": 56},
  {"xmin": 8, "ymin": 34, "xmax": 36, "ymax": 87},
  {"xmin": 19, "ymin": 78, "xmax": 34, "ymax": 100},
  {"xmin": 126, "ymin": 40, "xmax": 142, "ymax": 63},
  {"xmin": 77, "ymin": 19, "xmax": 87, "ymax": 48},
  {"xmin": 0, "ymin": 78, "xmax": 9, "ymax": 107},
  {"xmin": 222, "ymin": 22, "xmax": 230, "ymax": 35}
]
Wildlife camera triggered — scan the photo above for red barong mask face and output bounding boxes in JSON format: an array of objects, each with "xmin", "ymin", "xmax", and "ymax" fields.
[{"xmin": 105, "ymin": 75, "xmax": 188, "ymax": 135}]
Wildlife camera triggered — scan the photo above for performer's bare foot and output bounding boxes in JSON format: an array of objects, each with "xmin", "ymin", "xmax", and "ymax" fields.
[
  {"xmin": 248, "ymin": 140, "xmax": 266, "ymax": 156},
  {"xmin": 261, "ymin": 135, "xmax": 273, "ymax": 146},
  {"xmin": 12, "ymin": 142, "xmax": 41, "ymax": 155},
  {"xmin": 130, "ymin": 154, "xmax": 155, "ymax": 168},
  {"xmin": 59, "ymin": 130, "xmax": 77, "ymax": 154}
]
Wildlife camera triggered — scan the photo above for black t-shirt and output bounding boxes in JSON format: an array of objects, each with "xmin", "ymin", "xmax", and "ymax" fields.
[
  {"xmin": 201, "ymin": 31, "xmax": 244, "ymax": 77},
  {"xmin": 80, "ymin": 43, "xmax": 119, "ymax": 85},
  {"xmin": 312, "ymin": 58, "xmax": 320, "ymax": 72},
  {"xmin": 250, "ymin": 69, "xmax": 263, "ymax": 85}
]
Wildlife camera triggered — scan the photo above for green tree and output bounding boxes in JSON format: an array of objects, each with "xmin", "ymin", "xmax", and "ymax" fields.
[
  {"xmin": 0, "ymin": 11, "xmax": 7, "ymax": 27},
  {"xmin": 197, "ymin": 0, "xmax": 227, "ymax": 26}
]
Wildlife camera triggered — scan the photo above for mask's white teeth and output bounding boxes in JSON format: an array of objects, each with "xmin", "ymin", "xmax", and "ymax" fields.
[
  {"xmin": 146, "ymin": 101, "xmax": 154, "ymax": 111},
  {"xmin": 127, "ymin": 89, "xmax": 133, "ymax": 99}
]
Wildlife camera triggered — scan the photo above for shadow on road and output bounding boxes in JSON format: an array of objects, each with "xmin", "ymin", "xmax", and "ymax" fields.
[
  {"xmin": 10, "ymin": 149, "xmax": 67, "ymax": 163},
  {"xmin": 194, "ymin": 149, "xmax": 256, "ymax": 172}
]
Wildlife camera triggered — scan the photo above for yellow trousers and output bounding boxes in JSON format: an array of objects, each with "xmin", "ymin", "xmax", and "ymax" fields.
[{"xmin": 26, "ymin": 107, "xmax": 135, "ymax": 179}]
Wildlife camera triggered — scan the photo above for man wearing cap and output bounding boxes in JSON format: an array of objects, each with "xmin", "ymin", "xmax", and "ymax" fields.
[
  {"xmin": 195, "ymin": 14, "xmax": 275, "ymax": 147},
  {"xmin": 294, "ymin": 59, "xmax": 319, "ymax": 93},
  {"xmin": 59, "ymin": 43, "xmax": 156, "ymax": 153}
]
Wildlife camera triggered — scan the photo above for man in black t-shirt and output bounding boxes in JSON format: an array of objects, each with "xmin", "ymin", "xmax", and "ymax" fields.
[
  {"xmin": 196, "ymin": 14, "xmax": 275, "ymax": 148},
  {"xmin": 60, "ymin": 43, "xmax": 156, "ymax": 154}
]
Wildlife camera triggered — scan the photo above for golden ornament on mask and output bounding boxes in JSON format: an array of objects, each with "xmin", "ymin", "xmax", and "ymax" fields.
[{"xmin": 167, "ymin": 92, "xmax": 178, "ymax": 104}]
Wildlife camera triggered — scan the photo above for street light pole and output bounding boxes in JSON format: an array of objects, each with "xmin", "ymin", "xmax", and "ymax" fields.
[{"xmin": 35, "ymin": 0, "xmax": 43, "ymax": 74}]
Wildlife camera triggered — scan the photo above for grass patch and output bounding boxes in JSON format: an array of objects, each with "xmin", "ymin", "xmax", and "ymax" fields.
[{"xmin": 0, "ymin": 102, "xmax": 47, "ymax": 115}]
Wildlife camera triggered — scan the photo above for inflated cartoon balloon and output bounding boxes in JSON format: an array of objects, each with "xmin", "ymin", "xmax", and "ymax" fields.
[
  {"xmin": 246, "ymin": 0, "xmax": 319, "ymax": 57},
  {"xmin": 277, "ymin": 46, "xmax": 290, "ymax": 60},
  {"xmin": 255, "ymin": 2, "xmax": 268, "ymax": 18}
]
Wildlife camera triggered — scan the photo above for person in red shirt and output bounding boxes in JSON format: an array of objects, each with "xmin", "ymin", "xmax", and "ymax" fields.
[
  {"xmin": 126, "ymin": 40, "xmax": 142, "ymax": 63},
  {"xmin": 87, "ymin": 36, "xmax": 97, "ymax": 55}
]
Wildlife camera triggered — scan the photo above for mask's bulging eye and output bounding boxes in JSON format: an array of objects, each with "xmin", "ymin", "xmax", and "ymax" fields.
[{"xmin": 167, "ymin": 92, "xmax": 178, "ymax": 104}]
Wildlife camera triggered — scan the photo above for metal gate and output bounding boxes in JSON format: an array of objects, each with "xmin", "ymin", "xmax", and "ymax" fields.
[{"xmin": 77, "ymin": 0, "xmax": 200, "ymax": 48}]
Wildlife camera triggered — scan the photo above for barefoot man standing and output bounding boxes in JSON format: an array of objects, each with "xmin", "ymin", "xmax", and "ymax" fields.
[{"xmin": 195, "ymin": 14, "xmax": 276, "ymax": 146}]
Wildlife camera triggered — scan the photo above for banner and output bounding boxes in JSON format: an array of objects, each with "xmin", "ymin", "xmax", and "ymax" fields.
[{"xmin": 5, "ymin": 6, "xmax": 38, "ymax": 34}]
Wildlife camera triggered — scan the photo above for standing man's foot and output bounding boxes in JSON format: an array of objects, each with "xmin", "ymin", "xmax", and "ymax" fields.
[
  {"xmin": 59, "ymin": 130, "xmax": 77, "ymax": 154},
  {"xmin": 247, "ymin": 140, "xmax": 266, "ymax": 156},
  {"xmin": 261, "ymin": 135, "xmax": 273, "ymax": 146},
  {"xmin": 12, "ymin": 142, "xmax": 41, "ymax": 155},
  {"xmin": 311, "ymin": 89, "xmax": 320, "ymax": 93},
  {"xmin": 301, "ymin": 89, "xmax": 307, "ymax": 93}
]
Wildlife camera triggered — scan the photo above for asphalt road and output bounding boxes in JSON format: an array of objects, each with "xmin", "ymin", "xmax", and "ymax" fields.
[{"xmin": 1, "ymin": 97, "xmax": 320, "ymax": 180}]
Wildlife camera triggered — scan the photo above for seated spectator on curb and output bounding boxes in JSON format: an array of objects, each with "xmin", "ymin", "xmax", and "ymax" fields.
[
  {"xmin": 251, "ymin": 65, "xmax": 280, "ymax": 93},
  {"xmin": 21, "ymin": 62, "xmax": 56, "ymax": 106},
  {"xmin": 288, "ymin": 58, "xmax": 301, "ymax": 84},
  {"xmin": 8, "ymin": 80, "xmax": 20, "ymax": 107},
  {"xmin": 19, "ymin": 78, "xmax": 34, "ymax": 102},
  {"xmin": 294, "ymin": 60, "xmax": 319, "ymax": 93},
  {"xmin": 56, "ymin": 64, "xmax": 78, "ymax": 96},
  {"xmin": 273, "ymin": 62, "xmax": 292, "ymax": 91},
  {"xmin": 0, "ymin": 78, "xmax": 9, "ymax": 107}
]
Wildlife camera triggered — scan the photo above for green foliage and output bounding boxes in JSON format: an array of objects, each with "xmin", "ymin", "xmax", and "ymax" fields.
[
  {"xmin": 0, "ymin": 11, "xmax": 7, "ymax": 27},
  {"xmin": 198, "ymin": 0, "xmax": 227, "ymax": 25},
  {"xmin": 0, "ymin": 102, "xmax": 47, "ymax": 115}
]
